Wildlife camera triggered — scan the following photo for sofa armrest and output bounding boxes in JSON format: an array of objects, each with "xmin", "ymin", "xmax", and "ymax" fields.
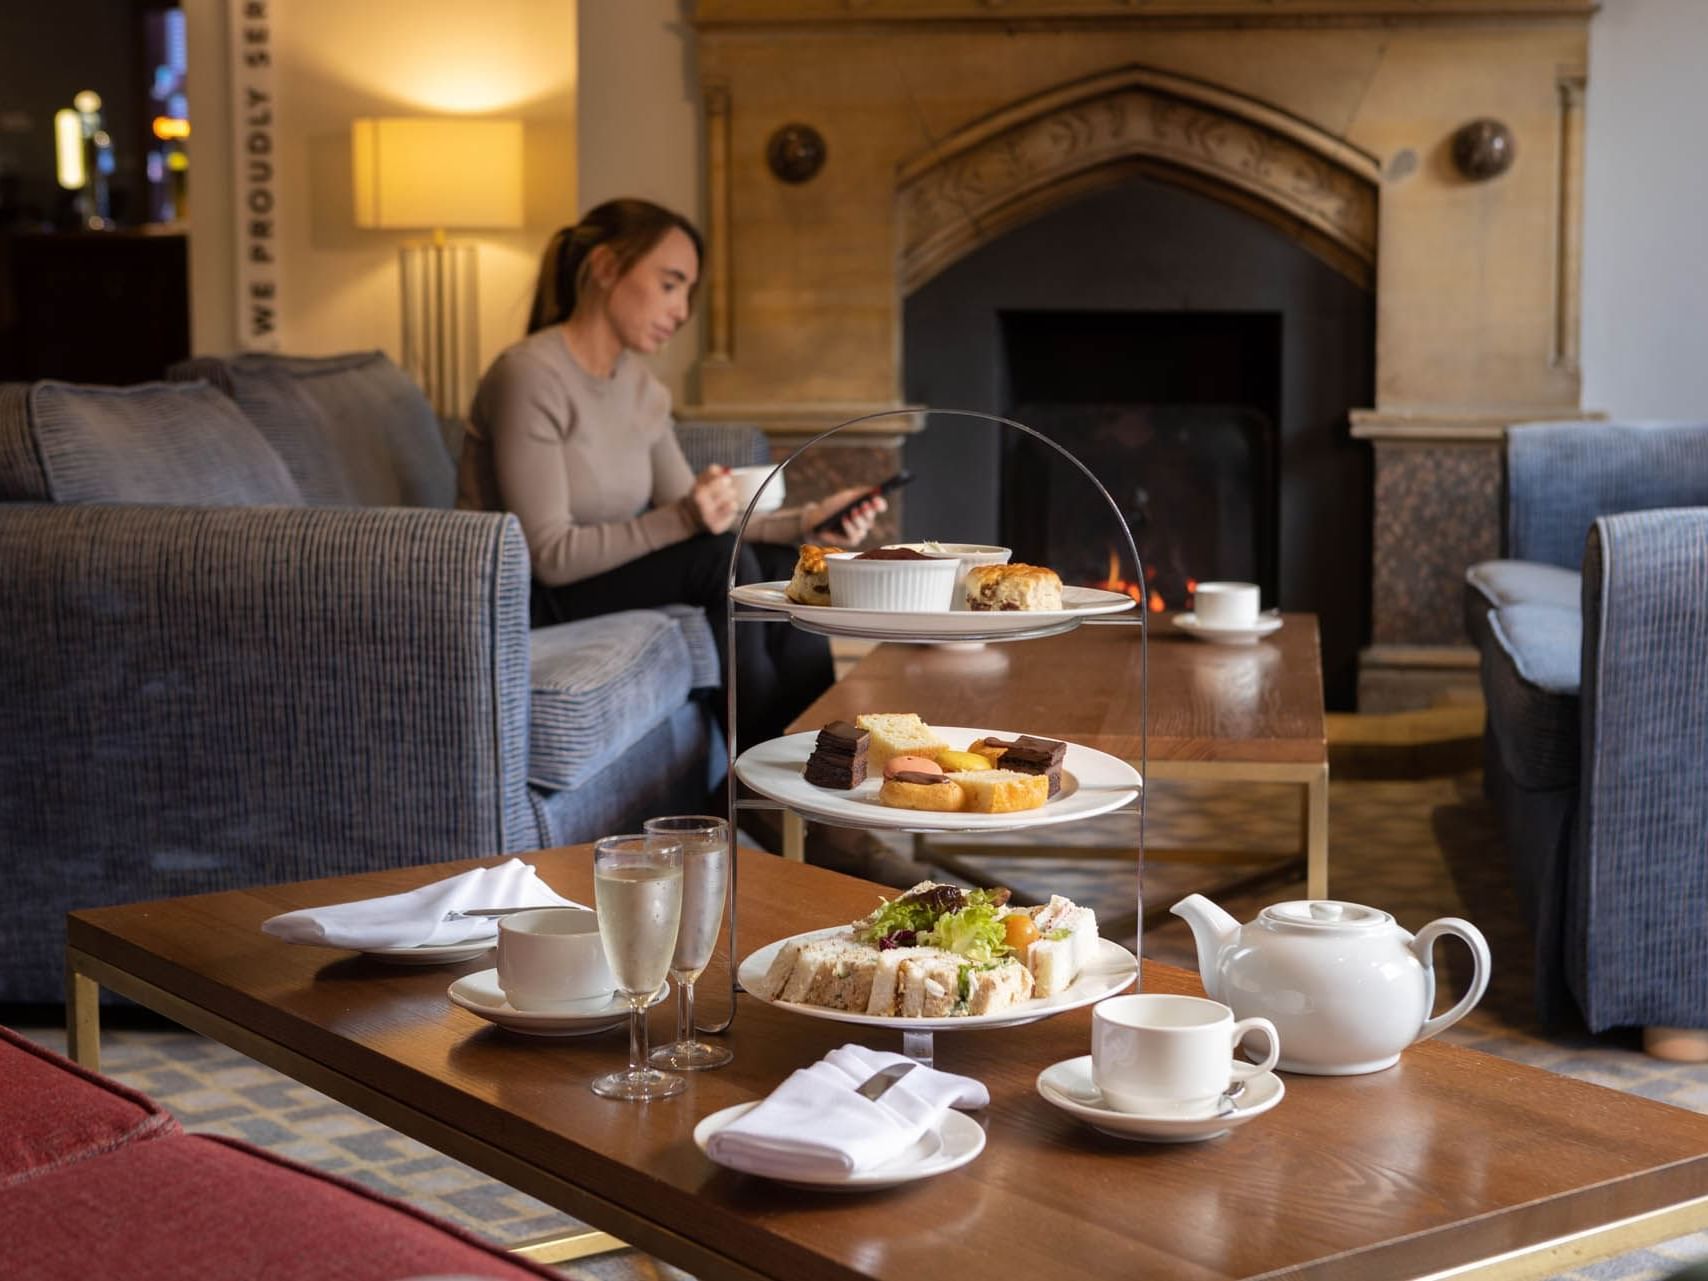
[
  {"xmin": 1573, "ymin": 508, "xmax": 1708, "ymax": 1028},
  {"xmin": 0, "ymin": 504, "xmax": 535, "ymax": 1000},
  {"xmin": 1506, "ymin": 421, "xmax": 1708, "ymax": 567}
]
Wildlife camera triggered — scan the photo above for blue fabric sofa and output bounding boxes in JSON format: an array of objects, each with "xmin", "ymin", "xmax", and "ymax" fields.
[
  {"xmin": 1465, "ymin": 421, "xmax": 1708, "ymax": 1034},
  {"xmin": 0, "ymin": 352, "xmax": 764, "ymax": 1004}
]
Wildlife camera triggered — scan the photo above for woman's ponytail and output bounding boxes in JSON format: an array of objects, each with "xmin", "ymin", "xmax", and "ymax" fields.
[{"xmin": 524, "ymin": 199, "xmax": 703, "ymax": 335}]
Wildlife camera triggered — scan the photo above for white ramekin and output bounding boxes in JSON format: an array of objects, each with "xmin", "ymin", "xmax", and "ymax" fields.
[
  {"xmin": 826, "ymin": 553, "xmax": 960, "ymax": 611},
  {"xmin": 888, "ymin": 542, "xmax": 1012, "ymax": 602}
]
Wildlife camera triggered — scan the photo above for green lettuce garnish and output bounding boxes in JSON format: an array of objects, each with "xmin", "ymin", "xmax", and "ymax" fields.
[
  {"xmin": 921, "ymin": 897, "xmax": 1008, "ymax": 962},
  {"xmin": 856, "ymin": 885, "xmax": 1015, "ymax": 960}
]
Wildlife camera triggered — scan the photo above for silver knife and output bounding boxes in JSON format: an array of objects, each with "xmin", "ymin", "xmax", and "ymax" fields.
[{"xmin": 854, "ymin": 1062, "xmax": 917, "ymax": 1101}]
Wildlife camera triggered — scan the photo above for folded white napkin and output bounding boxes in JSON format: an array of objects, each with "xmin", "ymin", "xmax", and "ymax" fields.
[
  {"xmin": 261, "ymin": 859, "xmax": 581, "ymax": 950},
  {"xmin": 705, "ymin": 1044, "xmax": 988, "ymax": 1180}
]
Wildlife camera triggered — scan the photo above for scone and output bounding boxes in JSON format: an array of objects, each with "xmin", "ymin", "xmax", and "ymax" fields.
[
  {"xmin": 951, "ymin": 768, "xmax": 1049, "ymax": 813},
  {"xmin": 964, "ymin": 563, "xmax": 1064, "ymax": 612},
  {"xmin": 784, "ymin": 544, "xmax": 835, "ymax": 605},
  {"xmin": 878, "ymin": 772, "xmax": 965, "ymax": 812},
  {"xmin": 855, "ymin": 712, "xmax": 949, "ymax": 773}
]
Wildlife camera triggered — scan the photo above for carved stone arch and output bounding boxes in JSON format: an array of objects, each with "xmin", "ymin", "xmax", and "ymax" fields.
[{"xmin": 897, "ymin": 66, "xmax": 1382, "ymax": 293}]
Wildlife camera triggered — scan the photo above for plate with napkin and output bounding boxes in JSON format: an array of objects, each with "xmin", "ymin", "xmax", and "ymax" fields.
[
  {"xmin": 261, "ymin": 859, "xmax": 583, "ymax": 963},
  {"xmin": 695, "ymin": 1044, "xmax": 988, "ymax": 1189}
]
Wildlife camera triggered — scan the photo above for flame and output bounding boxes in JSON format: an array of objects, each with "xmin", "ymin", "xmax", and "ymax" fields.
[{"xmin": 1090, "ymin": 547, "xmax": 1188, "ymax": 612}]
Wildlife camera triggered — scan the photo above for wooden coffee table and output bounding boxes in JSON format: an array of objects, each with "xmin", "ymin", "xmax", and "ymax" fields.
[
  {"xmin": 781, "ymin": 615, "xmax": 1329, "ymax": 929},
  {"xmin": 66, "ymin": 848, "xmax": 1708, "ymax": 1281}
]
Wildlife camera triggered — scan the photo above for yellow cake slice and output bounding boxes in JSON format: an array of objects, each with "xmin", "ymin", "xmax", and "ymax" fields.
[
  {"xmin": 950, "ymin": 768, "xmax": 1049, "ymax": 814},
  {"xmin": 854, "ymin": 712, "xmax": 948, "ymax": 773}
]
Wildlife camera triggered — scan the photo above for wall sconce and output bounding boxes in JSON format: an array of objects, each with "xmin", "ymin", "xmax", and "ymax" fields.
[
  {"xmin": 352, "ymin": 117, "xmax": 523, "ymax": 420},
  {"xmin": 1451, "ymin": 119, "xmax": 1515, "ymax": 181}
]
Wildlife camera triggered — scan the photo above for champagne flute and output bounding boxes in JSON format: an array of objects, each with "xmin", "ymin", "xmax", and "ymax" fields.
[
  {"xmin": 589, "ymin": 834, "xmax": 684, "ymax": 1101},
  {"xmin": 644, "ymin": 816, "xmax": 732, "ymax": 1071}
]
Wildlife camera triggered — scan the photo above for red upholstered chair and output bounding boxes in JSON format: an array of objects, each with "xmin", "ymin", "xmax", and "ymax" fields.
[
  {"xmin": 8, "ymin": 1134, "xmax": 559, "ymax": 1281},
  {"xmin": 0, "ymin": 1025, "xmax": 178, "ymax": 1187}
]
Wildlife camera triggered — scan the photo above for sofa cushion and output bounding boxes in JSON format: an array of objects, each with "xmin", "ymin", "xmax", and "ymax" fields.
[
  {"xmin": 1466, "ymin": 560, "xmax": 1582, "ymax": 613},
  {"xmin": 1483, "ymin": 603, "xmax": 1582, "ymax": 791},
  {"xmin": 528, "ymin": 611, "xmax": 697, "ymax": 791},
  {"xmin": 0, "ymin": 381, "xmax": 302, "ymax": 505},
  {"xmin": 0, "ymin": 1026, "xmax": 179, "ymax": 1187},
  {"xmin": 176, "ymin": 352, "xmax": 454, "ymax": 509},
  {"xmin": 6, "ymin": 1133, "xmax": 555, "ymax": 1280}
]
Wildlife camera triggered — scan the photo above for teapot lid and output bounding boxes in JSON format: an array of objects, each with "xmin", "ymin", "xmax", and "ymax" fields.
[{"xmin": 1259, "ymin": 900, "xmax": 1393, "ymax": 931}]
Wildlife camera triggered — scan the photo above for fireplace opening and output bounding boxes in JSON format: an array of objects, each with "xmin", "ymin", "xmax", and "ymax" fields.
[
  {"xmin": 1000, "ymin": 310, "xmax": 1280, "ymax": 612},
  {"xmin": 901, "ymin": 175, "xmax": 1373, "ymax": 707}
]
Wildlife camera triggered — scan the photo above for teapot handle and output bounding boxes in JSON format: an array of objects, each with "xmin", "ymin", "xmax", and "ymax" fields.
[{"xmin": 1412, "ymin": 917, "xmax": 1492, "ymax": 1043}]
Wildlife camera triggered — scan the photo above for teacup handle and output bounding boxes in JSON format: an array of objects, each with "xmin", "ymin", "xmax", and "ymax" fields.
[
  {"xmin": 1230, "ymin": 1016, "xmax": 1280, "ymax": 1080},
  {"xmin": 1412, "ymin": 917, "xmax": 1492, "ymax": 1043}
]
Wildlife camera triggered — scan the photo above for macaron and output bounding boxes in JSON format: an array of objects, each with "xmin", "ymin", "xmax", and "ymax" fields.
[{"xmin": 883, "ymin": 754, "xmax": 943, "ymax": 780}]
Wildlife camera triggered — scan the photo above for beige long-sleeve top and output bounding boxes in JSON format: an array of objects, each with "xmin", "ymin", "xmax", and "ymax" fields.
[{"xmin": 457, "ymin": 327, "xmax": 795, "ymax": 586}]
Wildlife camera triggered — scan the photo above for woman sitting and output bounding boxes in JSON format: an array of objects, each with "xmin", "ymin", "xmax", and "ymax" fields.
[{"xmin": 457, "ymin": 197, "xmax": 884, "ymax": 751}]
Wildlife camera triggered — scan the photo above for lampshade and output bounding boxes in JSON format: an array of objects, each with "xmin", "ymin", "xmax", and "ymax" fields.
[{"xmin": 351, "ymin": 117, "xmax": 523, "ymax": 230}]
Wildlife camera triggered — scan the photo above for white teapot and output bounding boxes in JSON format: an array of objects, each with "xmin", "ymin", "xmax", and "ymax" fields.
[{"xmin": 1170, "ymin": 894, "xmax": 1491, "ymax": 1075}]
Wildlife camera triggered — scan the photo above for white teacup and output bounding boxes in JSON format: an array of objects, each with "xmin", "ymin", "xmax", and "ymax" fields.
[
  {"xmin": 1091, "ymin": 993, "xmax": 1280, "ymax": 1114},
  {"xmin": 729, "ymin": 464, "xmax": 784, "ymax": 514},
  {"xmin": 1192, "ymin": 581, "xmax": 1261, "ymax": 630},
  {"xmin": 496, "ymin": 907, "xmax": 616, "ymax": 1013}
]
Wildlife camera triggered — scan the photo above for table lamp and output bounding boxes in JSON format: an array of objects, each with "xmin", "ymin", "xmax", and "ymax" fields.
[{"xmin": 352, "ymin": 117, "xmax": 524, "ymax": 419}]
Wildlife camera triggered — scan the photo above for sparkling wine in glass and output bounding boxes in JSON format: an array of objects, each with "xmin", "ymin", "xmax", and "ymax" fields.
[
  {"xmin": 589, "ymin": 834, "xmax": 684, "ymax": 1101},
  {"xmin": 644, "ymin": 816, "xmax": 732, "ymax": 1071}
]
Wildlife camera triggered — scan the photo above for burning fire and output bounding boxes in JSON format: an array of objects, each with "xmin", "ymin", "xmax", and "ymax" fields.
[{"xmin": 1091, "ymin": 550, "xmax": 1196, "ymax": 613}]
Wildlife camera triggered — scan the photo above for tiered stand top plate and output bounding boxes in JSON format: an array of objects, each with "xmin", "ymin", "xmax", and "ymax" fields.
[{"xmin": 729, "ymin": 582, "xmax": 1137, "ymax": 642}]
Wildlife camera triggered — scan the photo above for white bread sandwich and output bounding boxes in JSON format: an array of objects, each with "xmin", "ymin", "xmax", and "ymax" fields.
[
  {"xmin": 855, "ymin": 712, "xmax": 948, "ymax": 774},
  {"xmin": 1026, "ymin": 895, "xmax": 1101, "ymax": 996},
  {"xmin": 895, "ymin": 954, "xmax": 1034, "ymax": 1017},
  {"xmin": 776, "ymin": 935, "xmax": 880, "ymax": 1011},
  {"xmin": 964, "ymin": 563, "xmax": 1063, "ymax": 612},
  {"xmin": 784, "ymin": 544, "xmax": 834, "ymax": 605},
  {"xmin": 951, "ymin": 768, "xmax": 1049, "ymax": 814},
  {"xmin": 865, "ymin": 945, "xmax": 941, "ymax": 1016}
]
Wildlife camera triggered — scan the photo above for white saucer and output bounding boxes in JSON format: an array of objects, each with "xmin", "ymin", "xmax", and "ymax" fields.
[
  {"xmin": 364, "ymin": 939, "xmax": 496, "ymax": 965},
  {"xmin": 447, "ymin": 969, "xmax": 662, "ymax": 1037},
  {"xmin": 694, "ymin": 1103, "xmax": 986, "ymax": 1190},
  {"xmin": 1174, "ymin": 611, "xmax": 1283, "ymax": 646},
  {"xmin": 1035, "ymin": 1056, "xmax": 1284, "ymax": 1143}
]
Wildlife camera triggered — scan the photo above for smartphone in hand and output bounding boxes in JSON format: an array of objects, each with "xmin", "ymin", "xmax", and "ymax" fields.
[{"xmin": 810, "ymin": 470, "xmax": 915, "ymax": 536}]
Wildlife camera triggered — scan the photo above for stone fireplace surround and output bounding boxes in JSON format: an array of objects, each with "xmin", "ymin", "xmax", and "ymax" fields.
[{"xmin": 683, "ymin": 0, "xmax": 1593, "ymax": 709}]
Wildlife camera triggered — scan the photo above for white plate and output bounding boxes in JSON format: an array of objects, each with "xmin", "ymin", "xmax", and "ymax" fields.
[
  {"xmin": 447, "ymin": 969, "xmax": 664, "ymax": 1037},
  {"xmin": 739, "ymin": 929, "xmax": 1139, "ymax": 1032},
  {"xmin": 729, "ymin": 581, "xmax": 1136, "ymax": 641},
  {"xmin": 364, "ymin": 939, "xmax": 496, "ymax": 965},
  {"xmin": 1173, "ymin": 611, "xmax": 1283, "ymax": 646},
  {"xmin": 694, "ymin": 1102, "xmax": 986, "ymax": 1189},
  {"xmin": 1036, "ymin": 1056, "xmax": 1285, "ymax": 1143},
  {"xmin": 734, "ymin": 726, "xmax": 1141, "ymax": 834}
]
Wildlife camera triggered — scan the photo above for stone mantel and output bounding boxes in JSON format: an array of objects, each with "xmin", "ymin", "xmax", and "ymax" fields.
[{"xmin": 692, "ymin": 1, "xmax": 1593, "ymax": 706}]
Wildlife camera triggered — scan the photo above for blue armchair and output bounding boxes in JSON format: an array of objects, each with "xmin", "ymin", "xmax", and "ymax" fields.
[{"xmin": 1465, "ymin": 422, "xmax": 1708, "ymax": 1041}]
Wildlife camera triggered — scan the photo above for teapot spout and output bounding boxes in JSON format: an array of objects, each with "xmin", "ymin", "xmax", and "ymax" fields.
[{"xmin": 1170, "ymin": 894, "xmax": 1241, "ymax": 1002}]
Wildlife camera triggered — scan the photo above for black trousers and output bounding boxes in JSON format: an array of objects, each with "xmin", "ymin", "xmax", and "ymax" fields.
[{"xmin": 529, "ymin": 533, "xmax": 833, "ymax": 749}]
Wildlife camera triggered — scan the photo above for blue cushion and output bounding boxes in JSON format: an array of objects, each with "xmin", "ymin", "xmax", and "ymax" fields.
[
  {"xmin": 528, "ymin": 611, "xmax": 697, "ymax": 791},
  {"xmin": 1466, "ymin": 560, "xmax": 1581, "ymax": 612},
  {"xmin": 2, "ymin": 381, "xmax": 301, "ymax": 505},
  {"xmin": 674, "ymin": 422, "xmax": 770, "ymax": 473},
  {"xmin": 1483, "ymin": 604, "xmax": 1582, "ymax": 791},
  {"xmin": 177, "ymin": 353, "xmax": 454, "ymax": 509}
]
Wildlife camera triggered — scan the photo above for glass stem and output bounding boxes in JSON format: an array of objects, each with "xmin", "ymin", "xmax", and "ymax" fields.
[
  {"xmin": 629, "ymin": 996, "xmax": 649, "ymax": 1075},
  {"xmin": 680, "ymin": 976, "xmax": 697, "ymax": 1045}
]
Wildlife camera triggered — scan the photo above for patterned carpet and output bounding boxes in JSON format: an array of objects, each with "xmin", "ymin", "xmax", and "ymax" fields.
[{"xmin": 16, "ymin": 768, "xmax": 1708, "ymax": 1280}]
